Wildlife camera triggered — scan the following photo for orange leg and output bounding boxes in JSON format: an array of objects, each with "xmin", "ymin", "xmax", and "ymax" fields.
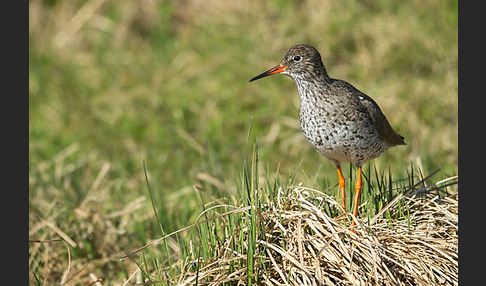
[
  {"xmin": 351, "ymin": 167, "xmax": 363, "ymax": 226},
  {"xmin": 336, "ymin": 165, "xmax": 346, "ymax": 212}
]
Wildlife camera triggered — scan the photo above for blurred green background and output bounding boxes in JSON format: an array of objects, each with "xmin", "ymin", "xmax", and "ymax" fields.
[{"xmin": 29, "ymin": 0, "xmax": 457, "ymax": 282}]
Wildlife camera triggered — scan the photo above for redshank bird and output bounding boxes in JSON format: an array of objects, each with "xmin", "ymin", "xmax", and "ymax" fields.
[{"xmin": 249, "ymin": 44, "xmax": 405, "ymax": 225}]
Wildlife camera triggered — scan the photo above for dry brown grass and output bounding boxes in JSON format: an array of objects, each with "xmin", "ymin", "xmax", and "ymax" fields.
[{"xmin": 175, "ymin": 186, "xmax": 457, "ymax": 285}]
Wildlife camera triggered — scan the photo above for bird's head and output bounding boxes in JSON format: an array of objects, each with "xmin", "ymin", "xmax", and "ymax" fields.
[{"xmin": 249, "ymin": 44, "xmax": 326, "ymax": 82}]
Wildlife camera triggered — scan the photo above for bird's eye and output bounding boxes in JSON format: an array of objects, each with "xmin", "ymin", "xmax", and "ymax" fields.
[{"xmin": 293, "ymin": 55, "xmax": 302, "ymax": 62}]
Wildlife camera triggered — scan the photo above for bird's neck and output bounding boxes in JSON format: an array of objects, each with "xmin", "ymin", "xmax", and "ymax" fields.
[{"xmin": 293, "ymin": 73, "xmax": 331, "ymax": 102}]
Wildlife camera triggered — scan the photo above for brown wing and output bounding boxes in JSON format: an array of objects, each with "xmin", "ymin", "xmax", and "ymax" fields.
[
  {"xmin": 329, "ymin": 79, "xmax": 405, "ymax": 147},
  {"xmin": 357, "ymin": 91, "xmax": 405, "ymax": 147}
]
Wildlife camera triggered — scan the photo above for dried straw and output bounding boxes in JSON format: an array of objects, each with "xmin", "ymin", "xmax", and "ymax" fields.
[{"xmin": 177, "ymin": 184, "xmax": 458, "ymax": 285}]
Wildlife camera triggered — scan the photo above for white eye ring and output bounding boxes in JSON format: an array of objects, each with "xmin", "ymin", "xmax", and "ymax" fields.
[{"xmin": 293, "ymin": 55, "xmax": 302, "ymax": 62}]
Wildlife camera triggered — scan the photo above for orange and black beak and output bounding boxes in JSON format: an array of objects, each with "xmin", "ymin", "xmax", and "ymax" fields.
[{"xmin": 249, "ymin": 64, "xmax": 287, "ymax": 82}]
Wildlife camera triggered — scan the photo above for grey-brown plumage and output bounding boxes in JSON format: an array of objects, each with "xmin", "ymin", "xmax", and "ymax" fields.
[{"xmin": 249, "ymin": 44, "xmax": 405, "ymax": 225}]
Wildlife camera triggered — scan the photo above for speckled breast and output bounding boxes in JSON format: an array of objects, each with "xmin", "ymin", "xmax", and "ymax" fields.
[{"xmin": 298, "ymin": 99, "xmax": 388, "ymax": 167}]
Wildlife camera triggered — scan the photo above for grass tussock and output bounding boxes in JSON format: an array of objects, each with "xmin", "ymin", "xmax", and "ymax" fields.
[{"xmin": 170, "ymin": 185, "xmax": 457, "ymax": 285}]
